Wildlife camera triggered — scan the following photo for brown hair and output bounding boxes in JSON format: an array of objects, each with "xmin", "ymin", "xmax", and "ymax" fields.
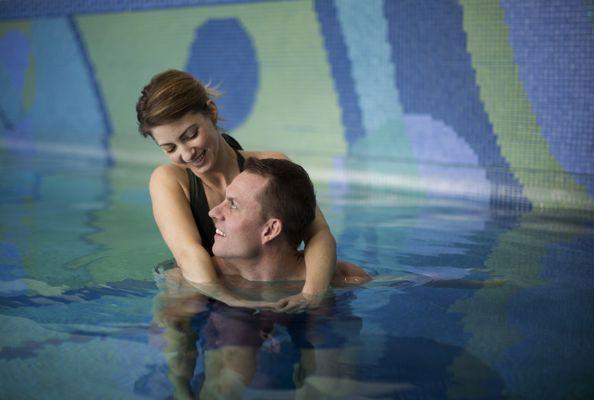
[
  {"xmin": 136, "ymin": 69, "xmax": 220, "ymax": 137},
  {"xmin": 244, "ymin": 158, "xmax": 316, "ymax": 249}
]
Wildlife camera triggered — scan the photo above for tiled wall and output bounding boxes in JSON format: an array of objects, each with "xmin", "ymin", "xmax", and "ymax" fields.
[{"xmin": 1, "ymin": 0, "xmax": 593, "ymax": 210}]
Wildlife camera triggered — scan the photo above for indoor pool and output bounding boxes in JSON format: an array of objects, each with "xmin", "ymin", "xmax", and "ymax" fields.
[{"xmin": 1, "ymin": 149, "xmax": 594, "ymax": 400}]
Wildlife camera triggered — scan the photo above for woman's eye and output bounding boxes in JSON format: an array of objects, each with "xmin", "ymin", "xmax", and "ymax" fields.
[
  {"xmin": 230, "ymin": 201, "xmax": 238, "ymax": 209},
  {"xmin": 185, "ymin": 128, "xmax": 199, "ymax": 140},
  {"xmin": 165, "ymin": 147, "xmax": 175, "ymax": 154}
]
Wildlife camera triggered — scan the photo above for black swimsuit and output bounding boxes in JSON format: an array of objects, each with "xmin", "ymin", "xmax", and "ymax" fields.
[{"xmin": 186, "ymin": 134, "xmax": 244, "ymax": 256}]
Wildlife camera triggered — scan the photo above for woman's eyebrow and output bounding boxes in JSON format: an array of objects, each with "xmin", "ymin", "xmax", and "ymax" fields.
[{"xmin": 158, "ymin": 124, "xmax": 197, "ymax": 147}]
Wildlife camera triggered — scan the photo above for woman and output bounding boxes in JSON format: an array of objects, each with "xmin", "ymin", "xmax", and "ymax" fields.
[{"xmin": 136, "ymin": 70, "xmax": 336, "ymax": 311}]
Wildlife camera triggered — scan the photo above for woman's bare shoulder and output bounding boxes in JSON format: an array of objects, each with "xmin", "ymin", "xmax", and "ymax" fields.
[
  {"xmin": 149, "ymin": 164, "xmax": 189, "ymax": 195},
  {"xmin": 241, "ymin": 150, "xmax": 290, "ymax": 160},
  {"xmin": 150, "ymin": 163, "xmax": 186, "ymax": 182}
]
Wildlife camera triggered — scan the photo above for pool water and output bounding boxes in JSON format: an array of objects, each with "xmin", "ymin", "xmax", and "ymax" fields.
[{"xmin": 1, "ymin": 149, "xmax": 594, "ymax": 399}]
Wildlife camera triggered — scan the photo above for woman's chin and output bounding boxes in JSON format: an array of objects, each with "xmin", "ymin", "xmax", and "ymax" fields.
[{"xmin": 188, "ymin": 152, "xmax": 212, "ymax": 173}]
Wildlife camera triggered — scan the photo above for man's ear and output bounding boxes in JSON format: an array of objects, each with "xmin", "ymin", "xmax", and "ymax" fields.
[{"xmin": 261, "ymin": 218, "xmax": 282, "ymax": 245}]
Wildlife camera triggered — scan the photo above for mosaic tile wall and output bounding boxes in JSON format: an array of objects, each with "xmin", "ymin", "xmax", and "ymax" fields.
[{"xmin": 1, "ymin": 0, "xmax": 593, "ymax": 210}]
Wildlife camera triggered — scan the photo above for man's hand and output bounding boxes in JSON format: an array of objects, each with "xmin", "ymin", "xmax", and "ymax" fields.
[{"xmin": 274, "ymin": 292, "xmax": 325, "ymax": 313}]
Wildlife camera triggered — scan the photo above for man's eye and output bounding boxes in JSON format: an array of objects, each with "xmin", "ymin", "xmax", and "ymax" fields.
[{"xmin": 230, "ymin": 201, "xmax": 238, "ymax": 209}]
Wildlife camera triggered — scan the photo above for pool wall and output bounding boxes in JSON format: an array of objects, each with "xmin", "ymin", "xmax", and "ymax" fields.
[
  {"xmin": 2, "ymin": 3, "xmax": 594, "ymax": 398},
  {"xmin": 1, "ymin": 0, "xmax": 593, "ymax": 210}
]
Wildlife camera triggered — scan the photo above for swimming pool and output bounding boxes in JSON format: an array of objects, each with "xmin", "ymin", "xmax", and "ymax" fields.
[{"xmin": 1, "ymin": 149, "xmax": 593, "ymax": 399}]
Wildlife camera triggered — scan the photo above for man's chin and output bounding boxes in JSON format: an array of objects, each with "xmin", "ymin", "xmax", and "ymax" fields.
[
  {"xmin": 212, "ymin": 243, "xmax": 230, "ymax": 259},
  {"xmin": 211, "ymin": 244, "xmax": 223, "ymax": 258}
]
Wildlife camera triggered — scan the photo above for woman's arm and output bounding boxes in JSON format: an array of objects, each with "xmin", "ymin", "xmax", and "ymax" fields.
[
  {"xmin": 150, "ymin": 164, "xmax": 218, "ymax": 283},
  {"xmin": 303, "ymin": 207, "xmax": 337, "ymax": 295},
  {"xmin": 275, "ymin": 206, "xmax": 337, "ymax": 312}
]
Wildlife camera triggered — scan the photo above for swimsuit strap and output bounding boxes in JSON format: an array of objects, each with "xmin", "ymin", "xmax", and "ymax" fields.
[
  {"xmin": 187, "ymin": 168, "xmax": 215, "ymax": 255},
  {"xmin": 187, "ymin": 133, "xmax": 244, "ymax": 256},
  {"xmin": 235, "ymin": 148, "xmax": 245, "ymax": 172},
  {"xmin": 222, "ymin": 133, "xmax": 245, "ymax": 171}
]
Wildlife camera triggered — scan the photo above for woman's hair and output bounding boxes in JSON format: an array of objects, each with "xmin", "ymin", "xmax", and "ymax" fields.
[{"xmin": 136, "ymin": 69, "xmax": 220, "ymax": 137}]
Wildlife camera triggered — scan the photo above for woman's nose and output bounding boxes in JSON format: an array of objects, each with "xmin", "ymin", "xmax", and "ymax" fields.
[{"xmin": 180, "ymin": 145, "xmax": 195, "ymax": 163}]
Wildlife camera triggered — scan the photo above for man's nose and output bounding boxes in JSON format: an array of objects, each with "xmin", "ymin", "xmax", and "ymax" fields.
[{"xmin": 208, "ymin": 202, "xmax": 224, "ymax": 220}]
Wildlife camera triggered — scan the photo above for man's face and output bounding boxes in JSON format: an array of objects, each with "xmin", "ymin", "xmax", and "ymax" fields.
[{"xmin": 208, "ymin": 171, "xmax": 269, "ymax": 260}]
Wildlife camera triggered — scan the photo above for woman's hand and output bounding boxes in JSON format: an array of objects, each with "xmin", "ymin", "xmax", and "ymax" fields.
[{"xmin": 274, "ymin": 292, "xmax": 325, "ymax": 313}]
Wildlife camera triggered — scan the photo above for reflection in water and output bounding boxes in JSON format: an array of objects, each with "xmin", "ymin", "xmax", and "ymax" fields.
[
  {"xmin": 153, "ymin": 267, "xmax": 411, "ymax": 399},
  {"xmin": 152, "ymin": 267, "xmax": 505, "ymax": 399},
  {"xmin": 449, "ymin": 209, "xmax": 594, "ymax": 399},
  {"xmin": 154, "ymin": 269, "xmax": 396, "ymax": 398}
]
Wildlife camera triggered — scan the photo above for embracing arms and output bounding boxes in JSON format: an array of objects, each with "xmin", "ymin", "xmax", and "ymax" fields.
[
  {"xmin": 150, "ymin": 154, "xmax": 340, "ymax": 312},
  {"xmin": 149, "ymin": 164, "xmax": 271, "ymax": 308}
]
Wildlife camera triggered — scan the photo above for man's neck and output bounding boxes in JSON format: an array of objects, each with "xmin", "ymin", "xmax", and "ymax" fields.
[{"xmin": 222, "ymin": 245, "xmax": 305, "ymax": 282}]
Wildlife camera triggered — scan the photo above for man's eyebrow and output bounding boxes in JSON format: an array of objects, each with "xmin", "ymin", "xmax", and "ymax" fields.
[
  {"xmin": 157, "ymin": 124, "xmax": 197, "ymax": 147},
  {"xmin": 225, "ymin": 194, "xmax": 240, "ymax": 205}
]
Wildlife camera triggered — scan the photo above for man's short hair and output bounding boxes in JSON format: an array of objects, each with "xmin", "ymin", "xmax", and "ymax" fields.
[{"xmin": 244, "ymin": 158, "xmax": 316, "ymax": 249}]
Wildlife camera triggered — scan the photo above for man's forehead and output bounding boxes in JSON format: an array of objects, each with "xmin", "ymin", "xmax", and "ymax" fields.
[{"xmin": 228, "ymin": 171, "xmax": 268, "ymax": 199}]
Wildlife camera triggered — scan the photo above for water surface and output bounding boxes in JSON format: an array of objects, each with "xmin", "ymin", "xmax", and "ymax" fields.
[{"xmin": 1, "ymin": 150, "xmax": 593, "ymax": 399}]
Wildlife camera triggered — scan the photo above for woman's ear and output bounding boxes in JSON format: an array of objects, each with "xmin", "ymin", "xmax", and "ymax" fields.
[
  {"xmin": 261, "ymin": 218, "xmax": 282, "ymax": 245},
  {"xmin": 206, "ymin": 100, "xmax": 218, "ymax": 124}
]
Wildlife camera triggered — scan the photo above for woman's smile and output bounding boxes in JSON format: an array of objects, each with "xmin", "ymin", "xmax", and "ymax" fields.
[{"xmin": 187, "ymin": 149, "xmax": 207, "ymax": 167}]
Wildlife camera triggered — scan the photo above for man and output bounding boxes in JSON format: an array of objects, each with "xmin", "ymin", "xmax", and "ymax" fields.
[{"xmin": 208, "ymin": 157, "xmax": 371, "ymax": 286}]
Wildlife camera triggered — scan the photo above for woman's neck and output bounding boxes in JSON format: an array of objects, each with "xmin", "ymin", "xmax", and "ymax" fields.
[{"xmin": 198, "ymin": 136, "xmax": 239, "ymax": 192}]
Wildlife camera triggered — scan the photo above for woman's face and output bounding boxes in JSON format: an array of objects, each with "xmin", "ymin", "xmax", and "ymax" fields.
[{"xmin": 151, "ymin": 111, "xmax": 220, "ymax": 173}]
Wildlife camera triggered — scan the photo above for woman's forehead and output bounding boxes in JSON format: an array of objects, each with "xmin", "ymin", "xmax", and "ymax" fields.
[{"xmin": 151, "ymin": 112, "xmax": 205, "ymax": 139}]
